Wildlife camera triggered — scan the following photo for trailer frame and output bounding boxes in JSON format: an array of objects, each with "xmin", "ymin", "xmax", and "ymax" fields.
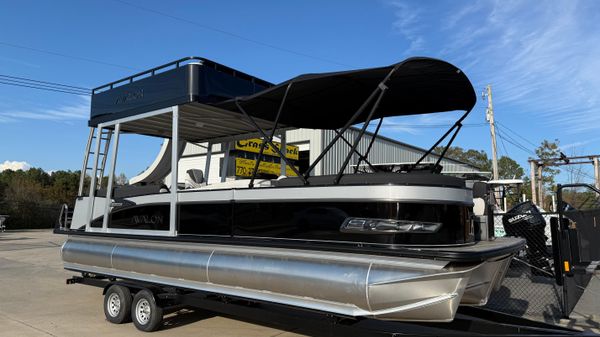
[{"xmin": 66, "ymin": 274, "xmax": 592, "ymax": 336}]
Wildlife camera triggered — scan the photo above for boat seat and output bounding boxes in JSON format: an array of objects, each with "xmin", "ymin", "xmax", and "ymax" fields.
[
  {"xmin": 185, "ymin": 169, "xmax": 206, "ymax": 189},
  {"xmin": 272, "ymin": 172, "xmax": 466, "ymax": 188},
  {"xmin": 191, "ymin": 179, "xmax": 272, "ymax": 190}
]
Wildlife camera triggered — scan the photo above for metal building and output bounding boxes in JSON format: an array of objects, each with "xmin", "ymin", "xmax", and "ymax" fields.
[{"xmin": 133, "ymin": 127, "xmax": 480, "ymax": 186}]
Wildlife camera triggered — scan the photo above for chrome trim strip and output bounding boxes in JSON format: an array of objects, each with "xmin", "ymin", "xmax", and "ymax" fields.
[{"xmin": 174, "ymin": 185, "xmax": 473, "ymax": 205}]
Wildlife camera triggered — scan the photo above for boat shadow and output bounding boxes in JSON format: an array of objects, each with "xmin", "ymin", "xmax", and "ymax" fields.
[
  {"xmin": 161, "ymin": 308, "xmax": 216, "ymax": 330},
  {"xmin": 158, "ymin": 305, "xmax": 331, "ymax": 336}
]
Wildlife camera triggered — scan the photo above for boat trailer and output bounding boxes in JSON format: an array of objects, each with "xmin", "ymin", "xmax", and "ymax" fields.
[{"xmin": 67, "ymin": 274, "xmax": 593, "ymax": 336}]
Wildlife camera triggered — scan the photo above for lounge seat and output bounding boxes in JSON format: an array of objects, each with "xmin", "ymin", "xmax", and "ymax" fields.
[{"xmin": 272, "ymin": 172, "xmax": 466, "ymax": 188}]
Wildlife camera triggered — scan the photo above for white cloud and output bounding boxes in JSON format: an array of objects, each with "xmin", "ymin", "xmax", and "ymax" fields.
[
  {"xmin": 383, "ymin": 0, "xmax": 600, "ymax": 135},
  {"xmin": 434, "ymin": 0, "xmax": 600, "ymax": 134},
  {"xmin": 0, "ymin": 95, "xmax": 90, "ymax": 122},
  {"xmin": 388, "ymin": 1, "xmax": 426, "ymax": 54},
  {"xmin": 0, "ymin": 160, "xmax": 31, "ymax": 172}
]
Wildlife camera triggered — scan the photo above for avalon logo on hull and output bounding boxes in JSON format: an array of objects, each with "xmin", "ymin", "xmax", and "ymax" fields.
[
  {"xmin": 115, "ymin": 89, "xmax": 144, "ymax": 105},
  {"xmin": 132, "ymin": 215, "xmax": 164, "ymax": 225}
]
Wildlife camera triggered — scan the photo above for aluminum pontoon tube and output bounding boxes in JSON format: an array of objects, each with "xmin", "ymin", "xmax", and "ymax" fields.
[{"xmin": 62, "ymin": 236, "xmax": 486, "ymax": 322}]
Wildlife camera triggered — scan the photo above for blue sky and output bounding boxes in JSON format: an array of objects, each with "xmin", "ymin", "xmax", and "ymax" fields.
[{"xmin": 0, "ymin": 0, "xmax": 599, "ymax": 182}]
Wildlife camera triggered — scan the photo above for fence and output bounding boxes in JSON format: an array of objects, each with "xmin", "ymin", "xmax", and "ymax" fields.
[{"xmin": 485, "ymin": 209, "xmax": 565, "ymax": 323}]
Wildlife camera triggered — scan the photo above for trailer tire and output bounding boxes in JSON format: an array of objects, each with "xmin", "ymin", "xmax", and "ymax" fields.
[
  {"xmin": 131, "ymin": 290, "xmax": 163, "ymax": 332},
  {"xmin": 104, "ymin": 285, "xmax": 132, "ymax": 324}
]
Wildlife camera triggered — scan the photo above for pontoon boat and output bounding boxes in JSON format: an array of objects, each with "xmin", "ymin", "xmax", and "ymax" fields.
[{"xmin": 56, "ymin": 57, "xmax": 524, "ymax": 322}]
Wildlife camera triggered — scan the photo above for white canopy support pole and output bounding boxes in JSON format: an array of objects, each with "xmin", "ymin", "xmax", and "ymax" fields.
[
  {"xmin": 86, "ymin": 126, "xmax": 104, "ymax": 230},
  {"xmin": 204, "ymin": 142, "xmax": 212, "ymax": 184},
  {"xmin": 280, "ymin": 132, "xmax": 287, "ymax": 176},
  {"xmin": 221, "ymin": 142, "xmax": 231, "ymax": 182},
  {"xmin": 102, "ymin": 123, "xmax": 121, "ymax": 231},
  {"xmin": 169, "ymin": 106, "xmax": 179, "ymax": 236}
]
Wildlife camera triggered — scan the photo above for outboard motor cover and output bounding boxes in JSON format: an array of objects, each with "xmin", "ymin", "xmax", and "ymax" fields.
[{"xmin": 502, "ymin": 201, "xmax": 552, "ymax": 276}]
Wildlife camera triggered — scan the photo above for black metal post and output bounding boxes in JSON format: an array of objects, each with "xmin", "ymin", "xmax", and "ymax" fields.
[
  {"xmin": 248, "ymin": 83, "xmax": 292, "ymax": 188},
  {"xmin": 303, "ymin": 65, "xmax": 401, "ymax": 182},
  {"xmin": 334, "ymin": 82, "xmax": 390, "ymax": 185},
  {"xmin": 334, "ymin": 129, "xmax": 376, "ymax": 172},
  {"xmin": 234, "ymin": 99, "xmax": 307, "ymax": 185},
  {"xmin": 409, "ymin": 108, "xmax": 471, "ymax": 171},
  {"xmin": 432, "ymin": 123, "xmax": 463, "ymax": 171},
  {"xmin": 354, "ymin": 118, "xmax": 384, "ymax": 174}
]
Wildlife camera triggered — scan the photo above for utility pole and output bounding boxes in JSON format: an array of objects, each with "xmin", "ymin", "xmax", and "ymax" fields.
[
  {"xmin": 483, "ymin": 85, "xmax": 499, "ymax": 180},
  {"xmin": 594, "ymin": 157, "xmax": 600, "ymax": 190},
  {"xmin": 537, "ymin": 164, "xmax": 544, "ymax": 208},
  {"xmin": 529, "ymin": 160, "xmax": 538, "ymax": 205}
]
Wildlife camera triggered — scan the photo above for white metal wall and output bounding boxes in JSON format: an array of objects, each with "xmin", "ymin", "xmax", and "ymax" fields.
[
  {"xmin": 166, "ymin": 142, "xmax": 226, "ymax": 185},
  {"xmin": 319, "ymin": 128, "xmax": 478, "ymax": 175},
  {"xmin": 286, "ymin": 128, "xmax": 322, "ymax": 175}
]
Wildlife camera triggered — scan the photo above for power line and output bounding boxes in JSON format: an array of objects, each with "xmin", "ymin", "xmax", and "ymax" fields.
[
  {"xmin": 563, "ymin": 165, "xmax": 595, "ymax": 182},
  {"xmin": 112, "ymin": 0, "xmax": 353, "ymax": 68},
  {"xmin": 0, "ymin": 41, "xmax": 139, "ymax": 71},
  {"xmin": 0, "ymin": 74, "xmax": 90, "ymax": 91},
  {"xmin": 495, "ymin": 120, "xmax": 538, "ymax": 148},
  {"xmin": 497, "ymin": 132, "xmax": 535, "ymax": 156},
  {"xmin": 495, "ymin": 124, "xmax": 537, "ymax": 156},
  {"xmin": 495, "ymin": 126, "xmax": 510, "ymax": 158},
  {"xmin": 0, "ymin": 74, "xmax": 91, "ymax": 96},
  {"xmin": 0, "ymin": 80, "xmax": 90, "ymax": 95},
  {"xmin": 381, "ymin": 123, "xmax": 487, "ymax": 129}
]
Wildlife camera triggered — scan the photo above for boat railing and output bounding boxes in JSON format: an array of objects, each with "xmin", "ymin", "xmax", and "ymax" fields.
[
  {"xmin": 92, "ymin": 56, "xmax": 272, "ymax": 95},
  {"xmin": 57, "ymin": 204, "xmax": 73, "ymax": 230}
]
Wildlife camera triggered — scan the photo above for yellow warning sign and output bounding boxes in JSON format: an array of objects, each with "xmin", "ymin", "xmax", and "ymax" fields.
[
  {"xmin": 235, "ymin": 157, "xmax": 298, "ymax": 177},
  {"xmin": 235, "ymin": 138, "xmax": 299, "ymax": 160}
]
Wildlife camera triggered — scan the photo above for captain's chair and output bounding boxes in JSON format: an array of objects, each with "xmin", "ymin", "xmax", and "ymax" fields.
[
  {"xmin": 185, "ymin": 169, "xmax": 206, "ymax": 188},
  {"xmin": 472, "ymin": 181, "xmax": 487, "ymax": 216}
]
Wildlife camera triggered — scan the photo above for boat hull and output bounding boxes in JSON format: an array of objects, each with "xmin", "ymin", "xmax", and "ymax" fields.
[{"xmin": 61, "ymin": 236, "xmax": 511, "ymax": 322}]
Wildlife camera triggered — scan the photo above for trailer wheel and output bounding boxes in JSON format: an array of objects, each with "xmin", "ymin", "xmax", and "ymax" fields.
[
  {"xmin": 131, "ymin": 290, "xmax": 163, "ymax": 332},
  {"xmin": 104, "ymin": 285, "xmax": 132, "ymax": 324}
]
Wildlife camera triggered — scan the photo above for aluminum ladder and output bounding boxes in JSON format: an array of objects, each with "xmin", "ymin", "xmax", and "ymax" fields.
[{"xmin": 78, "ymin": 127, "xmax": 113, "ymax": 196}]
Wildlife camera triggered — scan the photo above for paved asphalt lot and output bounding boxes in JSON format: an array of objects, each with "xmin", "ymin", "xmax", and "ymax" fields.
[{"xmin": 0, "ymin": 230, "xmax": 306, "ymax": 337}]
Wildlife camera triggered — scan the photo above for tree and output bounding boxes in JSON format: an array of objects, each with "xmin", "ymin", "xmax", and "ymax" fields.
[
  {"xmin": 0, "ymin": 168, "xmax": 81, "ymax": 229},
  {"xmin": 526, "ymin": 139, "xmax": 561, "ymax": 210},
  {"xmin": 115, "ymin": 173, "xmax": 128, "ymax": 186},
  {"xmin": 534, "ymin": 139, "xmax": 561, "ymax": 188},
  {"xmin": 497, "ymin": 156, "xmax": 524, "ymax": 180},
  {"xmin": 435, "ymin": 146, "xmax": 492, "ymax": 172},
  {"xmin": 435, "ymin": 146, "xmax": 525, "ymax": 180}
]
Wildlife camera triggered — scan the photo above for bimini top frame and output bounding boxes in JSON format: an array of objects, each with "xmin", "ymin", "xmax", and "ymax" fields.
[
  {"xmin": 86, "ymin": 56, "xmax": 477, "ymax": 198},
  {"xmin": 216, "ymin": 57, "xmax": 477, "ymax": 186}
]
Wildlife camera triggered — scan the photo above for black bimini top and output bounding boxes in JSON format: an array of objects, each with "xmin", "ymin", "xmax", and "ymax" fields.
[
  {"xmin": 89, "ymin": 56, "xmax": 476, "ymax": 142},
  {"xmin": 216, "ymin": 57, "xmax": 477, "ymax": 129}
]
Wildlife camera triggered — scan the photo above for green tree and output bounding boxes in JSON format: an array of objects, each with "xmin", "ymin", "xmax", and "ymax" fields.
[
  {"xmin": 498, "ymin": 156, "xmax": 525, "ymax": 179},
  {"xmin": 436, "ymin": 146, "xmax": 525, "ymax": 181},
  {"xmin": 534, "ymin": 139, "xmax": 561, "ymax": 188},
  {"xmin": 48, "ymin": 170, "xmax": 80, "ymax": 205},
  {"xmin": 115, "ymin": 173, "xmax": 128, "ymax": 186},
  {"xmin": 435, "ymin": 146, "xmax": 492, "ymax": 172},
  {"xmin": 520, "ymin": 139, "xmax": 561, "ymax": 210},
  {"xmin": 0, "ymin": 168, "xmax": 82, "ymax": 229}
]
